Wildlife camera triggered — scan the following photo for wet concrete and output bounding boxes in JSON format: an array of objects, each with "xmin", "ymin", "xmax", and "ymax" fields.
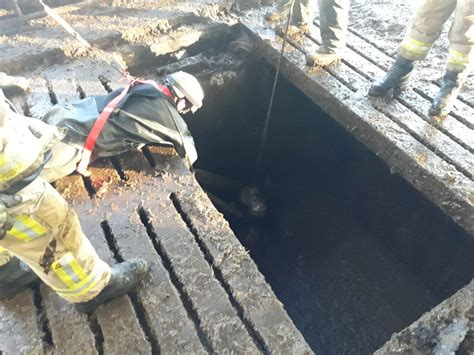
[{"xmin": 376, "ymin": 280, "xmax": 473, "ymax": 354}]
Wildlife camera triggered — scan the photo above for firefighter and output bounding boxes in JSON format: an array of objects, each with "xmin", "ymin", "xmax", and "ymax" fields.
[
  {"xmin": 369, "ymin": 0, "xmax": 474, "ymax": 117},
  {"xmin": 266, "ymin": 0, "xmax": 350, "ymax": 66},
  {"xmin": 0, "ymin": 89, "xmax": 149, "ymax": 312},
  {"xmin": 40, "ymin": 71, "xmax": 204, "ymax": 182}
]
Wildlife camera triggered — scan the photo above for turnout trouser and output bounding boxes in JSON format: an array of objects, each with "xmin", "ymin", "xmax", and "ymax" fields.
[
  {"xmin": 0, "ymin": 178, "xmax": 110, "ymax": 302},
  {"xmin": 398, "ymin": 0, "xmax": 474, "ymax": 73},
  {"xmin": 292, "ymin": 0, "xmax": 350, "ymax": 52}
]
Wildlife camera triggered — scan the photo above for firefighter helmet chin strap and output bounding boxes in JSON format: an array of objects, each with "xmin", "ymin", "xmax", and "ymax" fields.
[{"xmin": 163, "ymin": 78, "xmax": 193, "ymax": 114}]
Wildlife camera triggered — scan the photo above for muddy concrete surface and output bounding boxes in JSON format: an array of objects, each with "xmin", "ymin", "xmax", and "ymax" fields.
[{"xmin": 0, "ymin": 0, "xmax": 473, "ymax": 353}]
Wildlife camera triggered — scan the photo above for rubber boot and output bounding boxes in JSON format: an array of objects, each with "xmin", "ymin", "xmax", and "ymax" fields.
[
  {"xmin": 75, "ymin": 259, "xmax": 150, "ymax": 313},
  {"xmin": 369, "ymin": 56, "xmax": 414, "ymax": 96},
  {"xmin": 0, "ymin": 257, "xmax": 38, "ymax": 299},
  {"xmin": 306, "ymin": 47, "xmax": 342, "ymax": 67},
  {"xmin": 428, "ymin": 70, "xmax": 465, "ymax": 117}
]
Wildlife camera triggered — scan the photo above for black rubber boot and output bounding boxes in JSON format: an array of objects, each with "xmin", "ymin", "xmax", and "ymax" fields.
[
  {"xmin": 75, "ymin": 259, "xmax": 150, "ymax": 313},
  {"xmin": 369, "ymin": 56, "xmax": 415, "ymax": 96},
  {"xmin": 429, "ymin": 70, "xmax": 464, "ymax": 117},
  {"xmin": 0, "ymin": 258, "xmax": 38, "ymax": 299}
]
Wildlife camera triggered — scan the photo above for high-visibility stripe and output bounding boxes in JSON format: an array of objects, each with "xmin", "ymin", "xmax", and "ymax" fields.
[
  {"xmin": 52, "ymin": 253, "xmax": 104, "ymax": 297},
  {"xmin": 0, "ymin": 155, "xmax": 26, "ymax": 182},
  {"xmin": 401, "ymin": 37, "xmax": 431, "ymax": 55},
  {"xmin": 448, "ymin": 48, "xmax": 469, "ymax": 66},
  {"xmin": 8, "ymin": 216, "xmax": 48, "ymax": 242}
]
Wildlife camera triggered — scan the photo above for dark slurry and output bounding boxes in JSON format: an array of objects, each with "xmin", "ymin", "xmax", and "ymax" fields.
[{"xmin": 192, "ymin": 63, "xmax": 474, "ymax": 354}]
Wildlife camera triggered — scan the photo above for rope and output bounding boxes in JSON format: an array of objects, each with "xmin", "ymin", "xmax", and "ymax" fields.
[{"xmin": 256, "ymin": 0, "xmax": 296, "ymax": 177}]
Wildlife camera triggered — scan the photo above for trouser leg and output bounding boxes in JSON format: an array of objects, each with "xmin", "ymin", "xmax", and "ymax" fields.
[
  {"xmin": 446, "ymin": 0, "xmax": 474, "ymax": 73},
  {"xmin": 398, "ymin": 0, "xmax": 456, "ymax": 60},
  {"xmin": 292, "ymin": 0, "xmax": 317, "ymax": 26},
  {"xmin": 0, "ymin": 178, "xmax": 110, "ymax": 303},
  {"xmin": 319, "ymin": 0, "xmax": 350, "ymax": 53}
]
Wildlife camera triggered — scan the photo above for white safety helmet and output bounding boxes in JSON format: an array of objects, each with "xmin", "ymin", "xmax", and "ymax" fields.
[{"xmin": 165, "ymin": 71, "xmax": 204, "ymax": 113}]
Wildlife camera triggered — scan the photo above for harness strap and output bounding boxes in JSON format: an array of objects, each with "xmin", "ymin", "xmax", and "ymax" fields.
[{"xmin": 76, "ymin": 77, "xmax": 174, "ymax": 176}]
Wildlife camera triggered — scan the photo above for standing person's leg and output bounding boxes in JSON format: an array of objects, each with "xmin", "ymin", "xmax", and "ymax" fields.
[
  {"xmin": 293, "ymin": 0, "xmax": 317, "ymax": 27},
  {"xmin": 0, "ymin": 178, "xmax": 149, "ymax": 311},
  {"xmin": 265, "ymin": 0, "xmax": 316, "ymax": 33},
  {"xmin": 306, "ymin": 0, "xmax": 350, "ymax": 67},
  {"xmin": 398, "ymin": 0, "xmax": 456, "ymax": 61},
  {"xmin": 0, "ymin": 178, "xmax": 111, "ymax": 302},
  {"xmin": 319, "ymin": 0, "xmax": 350, "ymax": 53},
  {"xmin": 430, "ymin": 0, "xmax": 474, "ymax": 116},
  {"xmin": 370, "ymin": 0, "xmax": 456, "ymax": 96}
]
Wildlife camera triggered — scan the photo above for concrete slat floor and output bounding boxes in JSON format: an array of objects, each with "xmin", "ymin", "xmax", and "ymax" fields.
[
  {"xmin": 1, "ymin": 149, "xmax": 311, "ymax": 352},
  {"xmin": 0, "ymin": 65, "xmax": 311, "ymax": 352},
  {"xmin": 0, "ymin": 49, "xmax": 311, "ymax": 352}
]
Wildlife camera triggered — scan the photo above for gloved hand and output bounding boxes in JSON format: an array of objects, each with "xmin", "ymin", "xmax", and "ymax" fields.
[{"xmin": 0, "ymin": 194, "xmax": 22, "ymax": 239}]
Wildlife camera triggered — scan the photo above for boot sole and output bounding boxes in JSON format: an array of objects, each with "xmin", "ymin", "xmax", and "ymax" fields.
[{"xmin": 368, "ymin": 83, "xmax": 409, "ymax": 97}]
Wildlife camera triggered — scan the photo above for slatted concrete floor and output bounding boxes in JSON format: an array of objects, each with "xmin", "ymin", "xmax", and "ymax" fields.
[
  {"xmin": 241, "ymin": 10, "xmax": 474, "ymax": 235},
  {"xmin": 0, "ymin": 63, "xmax": 311, "ymax": 354}
]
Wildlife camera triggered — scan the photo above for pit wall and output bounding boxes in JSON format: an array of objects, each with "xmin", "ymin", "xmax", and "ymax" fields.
[{"xmin": 189, "ymin": 59, "xmax": 474, "ymax": 301}]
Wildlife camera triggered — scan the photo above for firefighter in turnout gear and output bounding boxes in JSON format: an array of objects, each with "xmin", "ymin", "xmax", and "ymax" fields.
[
  {"xmin": 0, "ymin": 89, "xmax": 149, "ymax": 312},
  {"xmin": 369, "ymin": 0, "xmax": 474, "ymax": 117},
  {"xmin": 40, "ymin": 71, "xmax": 204, "ymax": 183}
]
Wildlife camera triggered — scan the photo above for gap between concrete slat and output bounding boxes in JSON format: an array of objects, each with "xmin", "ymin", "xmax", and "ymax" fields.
[
  {"xmin": 170, "ymin": 193, "xmax": 270, "ymax": 354},
  {"xmin": 99, "ymin": 220, "xmax": 160, "ymax": 354},
  {"xmin": 31, "ymin": 283, "xmax": 53, "ymax": 351},
  {"xmin": 137, "ymin": 207, "xmax": 215, "ymax": 354}
]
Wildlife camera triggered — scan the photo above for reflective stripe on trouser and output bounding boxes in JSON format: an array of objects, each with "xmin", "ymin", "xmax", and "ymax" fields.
[
  {"xmin": 0, "ymin": 178, "xmax": 111, "ymax": 302},
  {"xmin": 0, "ymin": 154, "xmax": 26, "ymax": 184},
  {"xmin": 447, "ymin": 0, "xmax": 474, "ymax": 72},
  {"xmin": 398, "ymin": 0, "xmax": 473, "ymax": 72}
]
